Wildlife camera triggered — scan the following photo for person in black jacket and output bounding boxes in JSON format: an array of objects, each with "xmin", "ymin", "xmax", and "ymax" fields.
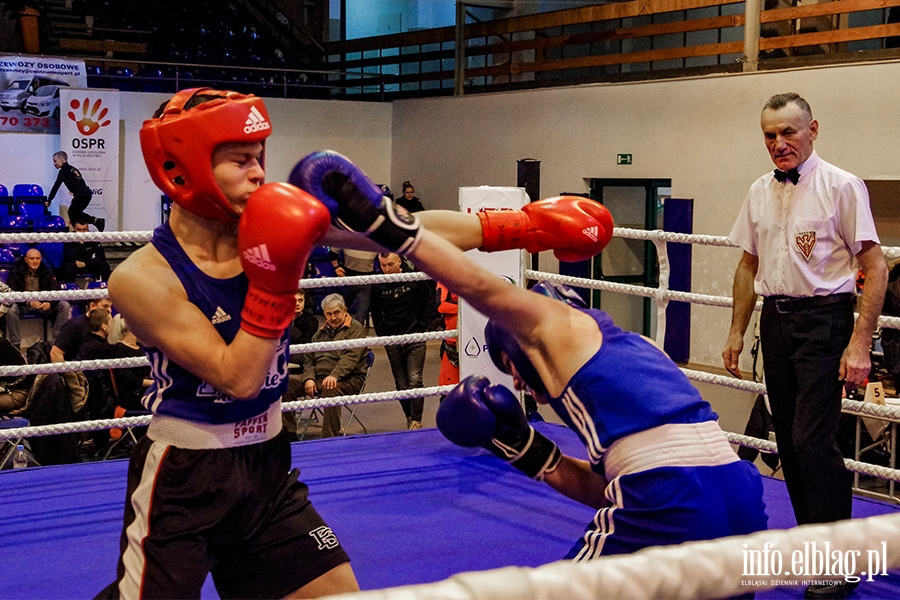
[
  {"xmin": 371, "ymin": 252, "xmax": 436, "ymax": 430},
  {"xmin": 5, "ymin": 248, "xmax": 71, "ymax": 350},
  {"xmin": 61, "ymin": 218, "xmax": 112, "ymax": 283},
  {"xmin": 397, "ymin": 181, "xmax": 425, "ymax": 213},
  {"xmin": 281, "ymin": 291, "xmax": 322, "ymax": 437},
  {"xmin": 48, "ymin": 151, "xmax": 105, "ymax": 232},
  {"xmin": 0, "ymin": 335, "xmax": 34, "ymax": 413}
]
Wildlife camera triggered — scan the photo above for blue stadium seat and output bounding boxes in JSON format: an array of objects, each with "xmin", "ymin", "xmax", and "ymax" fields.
[
  {"xmin": 36, "ymin": 242, "xmax": 62, "ymax": 270},
  {"xmin": 87, "ymin": 281, "xmax": 108, "ymax": 290},
  {"xmin": 0, "ymin": 216, "xmax": 27, "ymax": 231},
  {"xmin": 86, "ymin": 65, "xmax": 106, "ymax": 88},
  {"xmin": 4, "ymin": 243, "xmax": 24, "ymax": 257},
  {"xmin": 17, "ymin": 202, "xmax": 49, "ymax": 225},
  {"xmin": 13, "ymin": 184, "xmax": 45, "ymax": 206},
  {"xmin": 0, "ymin": 185, "xmax": 9, "ymax": 216},
  {"xmin": 0, "ymin": 248, "xmax": 15, "ymax": 265},
  {"xmin": 107, "ymin": 67, "xmax": 137, "ymax": 92},
  {"xmin": 36, "ymin": 215, "xmax": 67, "ymax": 232},
  {"xmin": 137, "ymin": 67, "xmax": 169, "ymax": 93}
]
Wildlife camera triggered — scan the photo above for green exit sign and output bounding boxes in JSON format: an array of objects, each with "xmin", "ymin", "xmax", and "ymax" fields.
[{"xmin": 617, "ymin": 154, "xmax": 633, "ymax": 165}]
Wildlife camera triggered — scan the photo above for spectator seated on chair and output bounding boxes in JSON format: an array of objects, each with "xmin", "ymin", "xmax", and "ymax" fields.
[
  {"xmin": 17, "ymin": 340, "xmax": 82, "ymax": 466},
  {"xmin": 0, "ymin": 335, "xmax": 35, "ymax": 414},
  {"xmin": 62, "ymin": 218, "xmax": 111, "ymax": 284},
  {"xmin": 106, "ymin": 314, "xmax": 151, "ymax": 413},
  {"xmin": 51, "ymin": 296, "xmax": 112, "ymax": 363},
  {"xmin": 75, "ymin": 307, "xmax": 116, "ymax": 448},
  {"xmin": 5, "ymin": 248, "xmax": 71, "ymax": 350},
  {"xmin": 292, "ymin": 293, "xmax": 369, "ymax": 439},
  {"xmin": 280, "ymin": 291, "xmax": 319, "ymax": 437}
]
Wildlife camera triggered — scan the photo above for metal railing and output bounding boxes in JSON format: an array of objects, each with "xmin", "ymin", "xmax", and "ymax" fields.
[{"xmin": 324, "ymin": 0, "xmax": 900, "ymax": 99}]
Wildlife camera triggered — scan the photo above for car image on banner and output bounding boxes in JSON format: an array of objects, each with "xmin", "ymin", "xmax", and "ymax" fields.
[{"xmin": 23, "ymin": 82, "xmax": 69, "ymax": 119}]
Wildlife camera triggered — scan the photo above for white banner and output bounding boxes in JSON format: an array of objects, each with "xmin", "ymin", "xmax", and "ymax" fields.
[
  {"xmin": 458, "ymin": 186, "xmax": 528, "ymax": 393},
  {"xmin": 59, "ymin": 88, "xmax": 119, "ymax": 231},
  {"xmin": 0, "ymin": 55, "xmax": 86, "ymax": 133}
]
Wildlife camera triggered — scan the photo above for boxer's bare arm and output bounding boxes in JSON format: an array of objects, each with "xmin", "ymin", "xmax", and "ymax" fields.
[
  {"xmin": 545, "ymin": 456, "xmax": 610, "ymax": 509},
  {"xmin": 322, "ymin": 210, "xmax": 484, "ymax": 252},
  {"xmin": 406, "ymin": 229, "xmax": 601, "ymax": 397},
  {"xmin": 109, "ymin": 246, "xmax": 279, "ymax": 400}
]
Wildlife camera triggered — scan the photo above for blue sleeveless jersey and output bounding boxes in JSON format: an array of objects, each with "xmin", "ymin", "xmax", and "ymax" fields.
[
  {"xmin": 140, "ymin": 222, "xmax": 290, "ymax": 424},
  {"xmin": 547, "ymin": 309, "xmax": 715, "ymax": 462}
]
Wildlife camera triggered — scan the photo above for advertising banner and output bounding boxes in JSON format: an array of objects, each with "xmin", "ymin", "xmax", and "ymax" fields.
[
  {"xmin": 0, "ymin": 55, "xmax": 86, "ymax": 133},
  {"xmin": 457, "ymin": 186, "xmax": 528, "ymax": 393},
  {"xmin": 59, "ymin": 88, "xmax": 119, "ymax": 231}
]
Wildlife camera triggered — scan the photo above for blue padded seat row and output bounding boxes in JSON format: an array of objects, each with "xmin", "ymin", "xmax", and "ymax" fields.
[
  {"xmin": 0, "ymin": 216, "xmax": 27, "ymax": 230},
  {"xmin": 0, "ymin": 185, "xmax": 9, "ymax": 217},
  {"xmin": 13, "ymin": 184, "xmax": 45, "ymax": 205},
  {"xmin": 4, "ymin": 243, "xmax": 24, "ymax": 257}
]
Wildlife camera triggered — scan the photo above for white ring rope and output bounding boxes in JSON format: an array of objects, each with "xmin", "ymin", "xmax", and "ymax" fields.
[
  {"xmin": 329, "ymin": 512, "xmax": 900, "ymax": 600},
  {"xmin": 0, "ymin": 385, "xmax": 455, "ymax": 442},
  {"xmin": 0, "ymin": 330, "xmax": 457, "ymax": 377},
  {"xmin": 2, "ymin": 231, "xmax": 897, "ymax": 467},
  {"xmin": 6, "ymin": 228, "xmax": 900, "ymax": 600},
  {"xmin": 0, "ymin": 231, "xmax": 152, "ymax": 244}
]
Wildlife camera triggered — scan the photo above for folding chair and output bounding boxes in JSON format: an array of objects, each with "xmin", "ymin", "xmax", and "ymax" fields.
[
  {"xmin": 342, "ymin": 350, "xmax": 373, "ymax": 436},
  {"xmin": 297, "ymin": 350, "xmax": 373, "ymax": 440},
  {"xmin": 0, "ymin": 415, "xmax": 30, "ymax": 469},
  {"xmin": 103, "ymin": 368, "xmax": 150, "ymax": 460}
]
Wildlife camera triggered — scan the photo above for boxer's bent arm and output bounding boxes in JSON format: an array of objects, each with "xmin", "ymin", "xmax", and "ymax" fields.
[
  {"xmin": 406, "ymin": 229, "xmax": 601, "ymax": 397},
  {"xmin": 544, "ymin": 455, "xmax": 610, "ymax": 510},
  {"xmin": 322, "ymin": 210, "xmax": 484, "ymax": 252},
  {"xmin": 109, "ymin": 247, "xmax": 278, "ymax": 400}
]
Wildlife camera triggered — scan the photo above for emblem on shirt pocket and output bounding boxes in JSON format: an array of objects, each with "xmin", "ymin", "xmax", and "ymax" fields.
[{"xmin": 795, "ymin": 230, "xmax": 816, "ymax": 261}]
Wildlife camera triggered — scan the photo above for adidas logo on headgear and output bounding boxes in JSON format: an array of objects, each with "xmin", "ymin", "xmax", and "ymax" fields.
[
  {"xmin": 244, "ymin": 106, "xmax": 271, "ymax": 134},
  {"xmin": 243, "ymin": 244, "xmax": 276, "ymax": 271},
  {"xmin": 583, "ymin": 226, "xmax": 598, "ymax": 242}
]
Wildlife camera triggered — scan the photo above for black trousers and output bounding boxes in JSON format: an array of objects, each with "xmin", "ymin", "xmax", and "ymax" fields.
[
  {"xmin": 760, "ymin": 294, "xmax": 854, "ymax": 525},
  {"xmin": 68, "ymin": 192, "xmax": 97, "ymax": 226}
]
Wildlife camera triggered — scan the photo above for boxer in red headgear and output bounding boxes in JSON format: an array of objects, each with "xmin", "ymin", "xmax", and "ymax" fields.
[{"xmin": 102, "ymin": 89, "xmax": 358, "ymax": 599}]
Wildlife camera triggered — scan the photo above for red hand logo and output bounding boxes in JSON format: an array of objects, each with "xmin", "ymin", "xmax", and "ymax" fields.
[{"xmin": 66, "ymin": 98, "xmax": 110, "ymax": 136}]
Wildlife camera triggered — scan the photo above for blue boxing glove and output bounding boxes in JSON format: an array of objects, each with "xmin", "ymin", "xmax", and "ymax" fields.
[
  {"xmin": 437, "ymin": 375, "xmax": 562, "ymax": 480},
  {"xmin": 289, "ymin": 150, "xmax": 422, "ymax": 254}
]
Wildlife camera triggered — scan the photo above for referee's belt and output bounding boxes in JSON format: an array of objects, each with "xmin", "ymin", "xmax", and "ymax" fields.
[{"xmin": 764, "ymin": 293, "xmax": 853, "ymax": 314}]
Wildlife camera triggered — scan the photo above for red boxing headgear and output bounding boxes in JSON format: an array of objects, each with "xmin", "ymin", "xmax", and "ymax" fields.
[{"xmin": 140, "ymin": 88, "xmax": 272, "ymax": 222}]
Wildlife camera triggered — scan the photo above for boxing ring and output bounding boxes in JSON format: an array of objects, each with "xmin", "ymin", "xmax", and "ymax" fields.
[{"xmin": 3, "ymin": 227, "xmax": 900, "ymax": 599}]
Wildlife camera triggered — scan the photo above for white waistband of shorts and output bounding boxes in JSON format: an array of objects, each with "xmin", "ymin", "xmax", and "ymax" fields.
[
  {"xmin": 147, "ymin": 402, "xmax": 282, "ymax": 450},
  {"xmin": 603, "ymin": 420, "xmax": 738, "ymax": 480}
]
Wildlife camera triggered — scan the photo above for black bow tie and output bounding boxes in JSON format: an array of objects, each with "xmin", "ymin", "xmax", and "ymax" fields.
[{"xmin": 774, "ymin": 168, "xmax": 800, "ymax": 184}]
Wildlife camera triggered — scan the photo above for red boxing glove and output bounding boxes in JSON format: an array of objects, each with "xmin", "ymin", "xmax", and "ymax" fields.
[
  {"xmin": 239, "ymin": 182, "xmax": 330, "ymax": 338},
  {"xmin": 477, "ymin": 196, "xmax": 614, "ymax": 262}
]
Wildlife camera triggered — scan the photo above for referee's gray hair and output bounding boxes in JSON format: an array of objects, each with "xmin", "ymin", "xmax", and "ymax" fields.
[
  {"xmin": 763, "ymin": 92, "xmax": 813, "ymax": 122},
  {"xmin": 321, "ymin": 293, "xmax": 346, "ymax": 312}
]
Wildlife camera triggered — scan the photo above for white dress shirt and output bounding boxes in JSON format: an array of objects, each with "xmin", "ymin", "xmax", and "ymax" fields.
[{"xmin": 729, "ymin": 151, "xmax": 879, "ymax": 297}]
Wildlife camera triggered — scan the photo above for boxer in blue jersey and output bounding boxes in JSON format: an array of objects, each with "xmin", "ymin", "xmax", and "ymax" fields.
[{"xmin": 293, "ymin": 151, "xmax": 768, "ymax": 562}]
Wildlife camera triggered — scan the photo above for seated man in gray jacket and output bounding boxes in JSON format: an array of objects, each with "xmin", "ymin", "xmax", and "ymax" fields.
[{"xmin": 299, "ymin": 293, "xmax": 370, "ymax": 438}]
